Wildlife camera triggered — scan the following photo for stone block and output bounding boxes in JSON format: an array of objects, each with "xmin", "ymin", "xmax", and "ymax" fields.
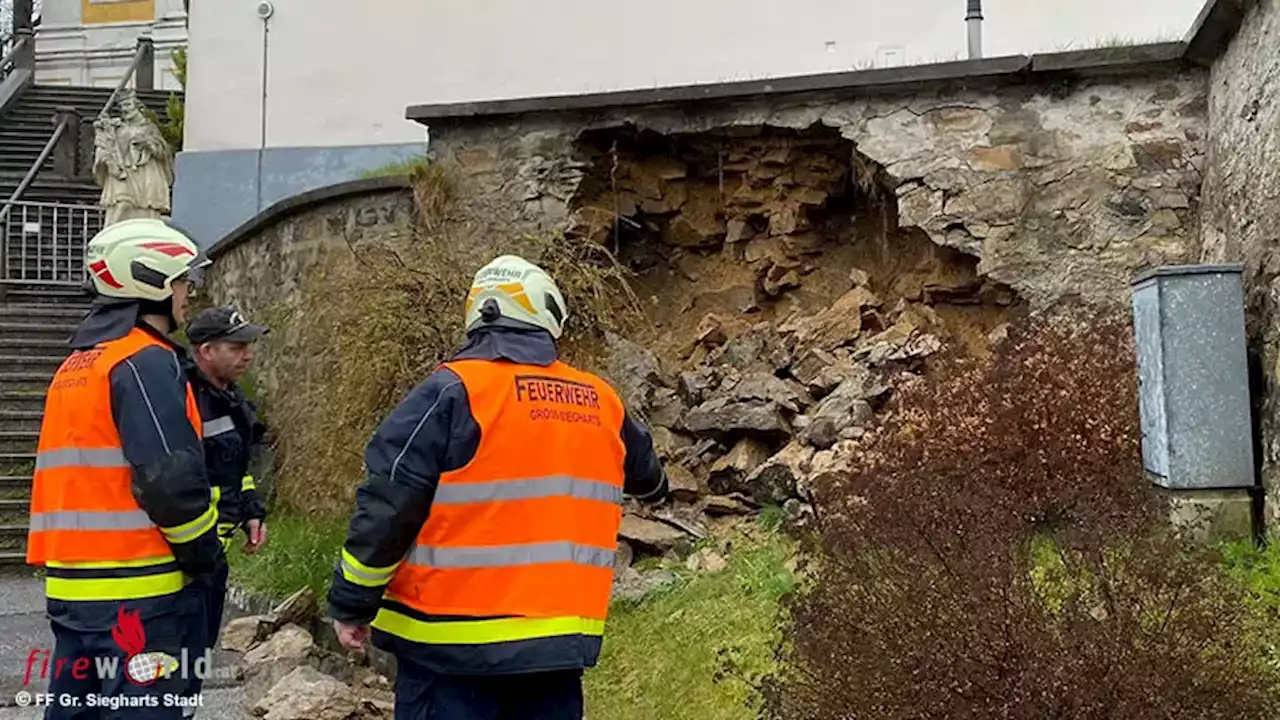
[{"xmin": 1158, "ymin": 487, "xmax": 1256, "ymax": 542}]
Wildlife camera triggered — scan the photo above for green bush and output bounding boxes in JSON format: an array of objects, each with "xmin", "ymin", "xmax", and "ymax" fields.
[{"xmin": 140, "ymin": 47, "xmax": 186, "ymax": 155}]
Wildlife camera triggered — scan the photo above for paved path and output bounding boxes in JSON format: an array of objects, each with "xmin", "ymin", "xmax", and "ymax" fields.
[{"xmin": 0, "ymin": 570, "xmax": 249, "ymax": 719}]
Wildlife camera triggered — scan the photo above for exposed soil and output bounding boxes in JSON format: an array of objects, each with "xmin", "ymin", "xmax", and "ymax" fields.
[{"xmin": 568, "ymin": 122, "xmax": 1020, "ymax": 373}]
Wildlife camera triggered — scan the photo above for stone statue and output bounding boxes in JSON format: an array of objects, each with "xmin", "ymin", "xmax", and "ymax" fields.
[{"xmin": 92, "ymin": 90, "xmax": 174, "ymax": 225}]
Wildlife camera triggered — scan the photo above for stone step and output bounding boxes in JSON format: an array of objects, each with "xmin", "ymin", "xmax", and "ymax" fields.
[
  {"xmin": 0, "ymin": 410, "xmax": 41, "ymax": 433},
  {"xmin": 0, "ymin": 322, "xmax": 76, "ymax": 340},
  {"xmin": 0, "ymin": 550, "xmax": 27, "ymax": 565},
  {"xmin": 0, "ymin": 475, "xmax": 31, "ymax": 492},
  {"xmin": 0, "ymin": 391, "xmax": 45, "ymax": 413},
  {"xmin": 0, "ymin": 371, "xmax": 54, "ymax": 394},
  {"xmin": 0, "ymin": 525, "xmax": 27, "ymax": 552},
  {"xmin": 0, "ymin": 432, "xmax": 38, "ymax": 454},
  {"xmin": 0, "ymin": 338, "xmax": 70, "ymax": 356},
  {"xmin": 0, "ymin": 286, "xmax": 92, "ymax": 306},
  {"xmin": 0, "ymin": 304, "xmax": 90, "ymax": 324},
  {"xmin": 0, "ymin": 188, "xmax": 100, "ymax": 207},
  {"xmin": 0, "ymin": 355, "xmax": 64, "ymax": 371},
  {"xmin": 0, "ymin": 498, "xmax": 28, "ymax": 524},
  {"xmin": 0, "ymin": 453, "xmax": 35, "ymax": 477},
  {"xmin": 0, "ymin": 135, "xmax": 51, "ymax": 149},
  {"xmin": 0, "ymin": 335, "xmax": 68, "ymax": 348}
]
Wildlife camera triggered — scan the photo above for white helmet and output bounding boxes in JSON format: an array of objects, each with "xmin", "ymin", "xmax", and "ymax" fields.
[
  {"xmin": 85, "ymin": 219, "xmax": 209, "ymax": 302},
  {"xmin": 464, "ymin": 255, "xmax": 568, "ymax": 339}
]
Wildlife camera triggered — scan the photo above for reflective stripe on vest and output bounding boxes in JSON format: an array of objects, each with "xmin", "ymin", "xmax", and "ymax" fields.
[
  {"xmin": 431, "ymin": 474, "xmax": 624, "ymax": 505},
  {"xmin": 26, "ymin": 328, "xmax": 207, "ymax": 602},
  {"xmin": 369, "ymin": 358, "xmax": 628, "ymax": 647},
  {"xmin": 372, "ymin": 607, "xmax": 606, "ymax": 645},
  {"xmin": 202, "ymin": 415, "xmax": 236, "ymax": 439}
]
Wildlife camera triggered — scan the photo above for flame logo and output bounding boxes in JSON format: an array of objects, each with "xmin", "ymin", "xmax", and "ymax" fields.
[
  {"xmin": 110, "ymin": 606, "xmax": 174, "ymax": 686},
  {"xmin": 111, "ymin": 606, "xmax": 146, "ymax": 657}
]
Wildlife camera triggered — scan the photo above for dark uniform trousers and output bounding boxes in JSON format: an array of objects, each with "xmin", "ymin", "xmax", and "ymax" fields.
[
  {"xmin": 44, "ymin": 593, "xmax": 201, "ymax": 720},
  {"xmin": 393, "ymin": 660, "xmax": 584, "ymax": 720}
]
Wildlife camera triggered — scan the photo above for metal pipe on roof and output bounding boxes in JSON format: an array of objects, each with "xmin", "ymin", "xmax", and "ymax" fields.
[{"xmin": 967, "ymin": 0, "xmax": 984, "ymax": 59}]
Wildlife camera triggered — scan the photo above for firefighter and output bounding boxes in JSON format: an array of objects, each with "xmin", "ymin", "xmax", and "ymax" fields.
[
  {"xmin": 179, "ymin": 305, "xmax": 270, "ymax": 703},
  {"xmin": 26, "ymin": 218, "xmax": 225, "ymax": 718},
  {"xmin": 327, "ymin": 255, "xmax": 668, "ymax": 719}
]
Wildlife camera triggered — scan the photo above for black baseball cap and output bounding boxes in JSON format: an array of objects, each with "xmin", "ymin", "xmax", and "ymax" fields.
[{"xmin": 186, "ymin": 306, "xmax": 269, "ymax": 345}]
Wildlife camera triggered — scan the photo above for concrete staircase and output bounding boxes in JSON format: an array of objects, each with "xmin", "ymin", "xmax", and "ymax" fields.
[
  {"xmin": 0, "ymin": 295, "xmax": 89, "ymax": 565},
  {"xmin": 1, "ymin": 85, "xmax": 175, "ymax": 282},
  {"xmin": 0, "ymin": 84, "xmax": 174, "ymax": 204},
  {"xmin": 0, "ymin": 78, "xmax": 180, "ymax": 565}
]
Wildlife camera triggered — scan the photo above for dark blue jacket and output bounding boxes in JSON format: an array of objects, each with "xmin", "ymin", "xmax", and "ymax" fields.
[
  {"xmin": 327, "ymin": 327, "xmax": 667, "ymax": 671},
  {"xmin": 182, "ymin": 361, "xmax": 267, "ymax": 533}
]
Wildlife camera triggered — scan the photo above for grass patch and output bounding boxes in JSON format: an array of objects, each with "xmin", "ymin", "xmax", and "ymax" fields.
[
  {"xmin": 584, "ymin": 520, "xmax": 796, "ymax": 720},
  {"xmin": 1222, "ymin": 536, "xmax": 1280, "ymax": 622},
  {"xmin": 358, "ymin": 155, "xmax": 432, "ymax": 179},
  {"xmin": 233, "ymin": 510, "xmax": 799, "ymax": 719},
  {"xmin": 226, "ymin": 508, "xmax": 348, "ymax": 601}
]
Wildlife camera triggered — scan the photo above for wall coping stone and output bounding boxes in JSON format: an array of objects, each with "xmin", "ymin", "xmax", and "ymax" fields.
[
  {"xmin": 404, "ymin": 0, "xmax": 1242, "ymax": 125},
  {"xmin": 206, "ymin": 174, "xmax": 411, "ymax": 259}
]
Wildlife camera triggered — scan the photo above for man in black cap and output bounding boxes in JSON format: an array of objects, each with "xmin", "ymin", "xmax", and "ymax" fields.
[{"xmin": 181, "ymin": 306, "xmax": 270, "ymax": 706}]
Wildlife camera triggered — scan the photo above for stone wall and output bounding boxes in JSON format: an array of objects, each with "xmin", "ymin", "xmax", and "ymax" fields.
[
  {"xmin": 1200, "ymin": 0, "xmax": 1280, "ymax": 521},
  {"xmin": 204, "ymin": 50, "xmax": 1224, "ymax": 533},
  {"xmin": 204, "ymin": 182, "xmax": 416, "ymax": 403},
  {"xmin": 430, "ymin": 64, "xmax": 1210, "ymax": 310}
]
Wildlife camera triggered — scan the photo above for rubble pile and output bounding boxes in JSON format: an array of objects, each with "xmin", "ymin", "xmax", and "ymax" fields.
[
  {"xmin": 605, "ymin": 275, "xmax": 971, "ymax": 598},
  {"xmin": 608, "ymin": 278, "xmax": 945, "ymax": 516},
  {"xmin": 569, "ymin": 128, "xmax": 1017, "ymax": 597},
  {"xmin": 222, "ymin": 588, "xmax": 395, "ymax": 720}
]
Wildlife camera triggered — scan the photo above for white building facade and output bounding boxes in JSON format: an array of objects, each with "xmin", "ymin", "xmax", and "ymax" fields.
[
  {"xmin": 173, "ymin": 0, "xmax": 1208, "ymax": 247},
  {"xmin": 34, "ymin": 0, "xmax": 188, "ymax": 90}
]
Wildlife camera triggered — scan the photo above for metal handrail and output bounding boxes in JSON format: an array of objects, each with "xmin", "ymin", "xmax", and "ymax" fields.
[
  {"xmin": 97, "ymin": 41, "xmax": 149, "ymax": 120},
  {"xmin": 0, "ymin": 36, "xmax": 28, "ymax": 79},
  {"xmin": 0, "ymin": 39, "xmax": 146, "ymax": 226},
  {"xmin": 0, "ymin": 38, "xmax": 149, "ymax": 283},
  {"xmin": 0, "ymin": 118, "xmax": 69, "ymax": 224}
]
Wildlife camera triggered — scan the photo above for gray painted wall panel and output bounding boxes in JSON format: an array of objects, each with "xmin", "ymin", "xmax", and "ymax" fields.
[{"xmin": 171, "ymin": 142, "xmax": 426, "ymax": 248}]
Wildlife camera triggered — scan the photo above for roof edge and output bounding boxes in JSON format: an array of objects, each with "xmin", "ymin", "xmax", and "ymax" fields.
[
  {"xmin": 403, "ymin": 45, "xmax": 1190, "ymax": 125},
  {"xmin": 1183, "ymin": 0, "xmax": 1252, "ymax": 66},
  {"xmin": 405, "ymin": 0, "xmax": 1249, "ymax": 125}
]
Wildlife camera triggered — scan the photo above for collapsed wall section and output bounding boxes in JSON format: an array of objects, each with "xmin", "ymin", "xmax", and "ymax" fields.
[
  {"xmin": 548, "ymin": 122, "xmax": 1023, "ymax": 553},
  {"xmin": 566, "ymin": 123, "xmax": 1016, "ymax": 367}
]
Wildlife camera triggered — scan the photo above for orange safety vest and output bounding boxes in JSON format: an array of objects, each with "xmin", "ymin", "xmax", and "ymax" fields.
[
  {"xmin": 371, "ymin": 357, "xmax": 627, "ymax": 648},
  {"xmin": 27, "ymin": 327, "xmax": 204, "ymax": 602}
]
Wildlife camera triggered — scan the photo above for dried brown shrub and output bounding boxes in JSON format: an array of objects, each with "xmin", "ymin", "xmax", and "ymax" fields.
[
  {"xmin": 763, "ymin": 313, "xmax": 1280, "ymax": 719},
  {"xmin": 266, "ymin": 164, "xmax": 642, "ymax": 516}
]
